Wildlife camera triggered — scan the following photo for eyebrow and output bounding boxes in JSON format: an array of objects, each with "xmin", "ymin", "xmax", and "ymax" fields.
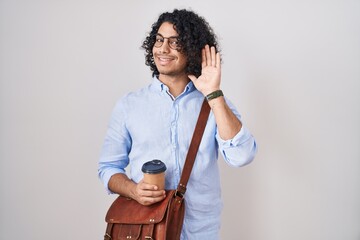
[{"xmin": 156, "ymin": 33, "xmax": 179, "ymax": 38}]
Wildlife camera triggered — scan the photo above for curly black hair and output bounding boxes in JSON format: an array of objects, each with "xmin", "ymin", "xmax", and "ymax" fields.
[{"xmin": 142, "ymin": 9, "xmax": 220, "ymax": 78}]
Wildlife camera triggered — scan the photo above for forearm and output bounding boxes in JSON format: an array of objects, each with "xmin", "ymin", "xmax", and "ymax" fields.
[
  {"xmin": 208, "ymin": 96, "xmax": 242, "ymax": 140},
  {"xmin": 108, "ymin": 173, "xmax": 137, "ymax": 199}
]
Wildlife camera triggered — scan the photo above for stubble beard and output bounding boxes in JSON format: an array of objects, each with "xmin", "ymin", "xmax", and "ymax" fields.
[{"xmin": 156, "ymin": 64, "xmax": 188, "ymax": 80}]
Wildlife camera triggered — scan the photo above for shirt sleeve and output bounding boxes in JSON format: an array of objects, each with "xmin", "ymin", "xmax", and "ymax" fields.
[
  {"xmin": 215, "ymin": 98, "xmax": 257, "ymax": 167},
  {"xmin": 216, "ymin": 125, "xmax": 257, "ymax": 167},
  {"xmin": 98, "ymin": 98, "xmax": 132, "ymax": 194}
]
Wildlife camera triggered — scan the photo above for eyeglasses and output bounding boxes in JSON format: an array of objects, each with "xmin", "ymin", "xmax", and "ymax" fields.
[{"xmin": 154, "ymin": 34, "xmax": 180, "ymax": 50}]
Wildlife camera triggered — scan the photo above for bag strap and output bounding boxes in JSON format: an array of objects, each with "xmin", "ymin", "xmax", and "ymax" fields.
[{"xmin": 175, "ymin": 98, "xmax": 210, "ymax": 198}]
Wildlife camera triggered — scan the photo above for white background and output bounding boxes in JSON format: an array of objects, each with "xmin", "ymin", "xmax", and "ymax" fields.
[{"xmin": 0, "ymin": 0, "xmax": 359, "ymax": 239}]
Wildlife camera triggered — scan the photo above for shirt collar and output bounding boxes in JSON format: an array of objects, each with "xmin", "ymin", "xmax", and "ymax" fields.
[{"xmin": 151, "ymin": 75, "xmax": 196, "ymax": 94}]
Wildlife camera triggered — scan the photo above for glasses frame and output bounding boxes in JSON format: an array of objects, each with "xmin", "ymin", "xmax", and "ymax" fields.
[{"xmin": 153, "ymin": 34, "xmax": 181, "ymax": 50}]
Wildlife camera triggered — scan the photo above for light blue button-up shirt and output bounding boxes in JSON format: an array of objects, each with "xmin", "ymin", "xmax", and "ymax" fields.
[{"xmin": 98, "ymin": 76, "xmax": 257, "ymax": 239}]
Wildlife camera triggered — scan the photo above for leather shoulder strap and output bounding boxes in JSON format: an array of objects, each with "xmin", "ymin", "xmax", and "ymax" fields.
[{"xmin": 176, "ymin": 99, "xmax": 210, "ymax": 197}]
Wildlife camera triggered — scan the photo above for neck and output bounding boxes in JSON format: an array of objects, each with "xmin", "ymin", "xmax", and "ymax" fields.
[{"xmin": 158, "ymin": 74, "xmax": 190, "ymax": 97}]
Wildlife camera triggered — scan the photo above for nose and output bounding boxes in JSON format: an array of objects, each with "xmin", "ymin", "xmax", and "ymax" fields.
[{"xmin": 158, "ymin": 39, "xmax": 170, "ymax": 53}]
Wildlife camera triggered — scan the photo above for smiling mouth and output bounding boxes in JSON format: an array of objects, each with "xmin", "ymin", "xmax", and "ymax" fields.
[{"xmin": 157, "ymin": 56, "xmax": 175, "ymax": 64}]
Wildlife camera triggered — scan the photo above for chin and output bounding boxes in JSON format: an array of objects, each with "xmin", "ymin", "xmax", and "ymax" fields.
[{"xmin": 157, "ymin": 68, "xmax": 175, "ymax": 76}]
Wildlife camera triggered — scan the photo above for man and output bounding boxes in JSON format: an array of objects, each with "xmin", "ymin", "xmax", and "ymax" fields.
[{"xmin": 98, "ymin": 9, "xmax": 257, "ymax": 239}]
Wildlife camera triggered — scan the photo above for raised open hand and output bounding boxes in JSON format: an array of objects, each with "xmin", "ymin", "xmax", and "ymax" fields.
[{"xmin": 188, "ymin": 45, "xmax": 221, "ymax": 96}]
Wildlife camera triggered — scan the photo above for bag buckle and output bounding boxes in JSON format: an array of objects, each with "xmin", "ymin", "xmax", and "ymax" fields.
[
  {"xmin": 175, "ymin": 184, "xmax": 186, "ymax": 199},
  {"xmin": 174, "ymin": 189, "xmax": 183, "ymax": 198}
]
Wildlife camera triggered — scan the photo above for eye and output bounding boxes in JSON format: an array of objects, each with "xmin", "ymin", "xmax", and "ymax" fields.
[
  {"xmin": 169, "ymin": 38, "xmax": 179, "ymax": 46},
  {"xmin": 155, "ymin": 37, "xmax": 164, "ymax": 42}
]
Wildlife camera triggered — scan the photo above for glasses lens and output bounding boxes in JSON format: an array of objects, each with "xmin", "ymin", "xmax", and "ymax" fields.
[
  {"xmin": 154, "ymin": 36, "xmax": 164, "ymax": 48},
  {"xmin": 168, "ymin": 37, "xmax": 179, "ymax": 49}
]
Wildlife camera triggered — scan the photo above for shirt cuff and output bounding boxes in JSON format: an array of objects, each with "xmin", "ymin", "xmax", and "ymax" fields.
[{"xmin": 215, "ymin": 125, "xmax": 252, "ymax": 148}]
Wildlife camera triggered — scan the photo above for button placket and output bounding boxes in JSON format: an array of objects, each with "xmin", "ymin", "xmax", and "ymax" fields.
[{"xmin": 170, "ymin": 101, "xmax": 180, "ymax": 186}]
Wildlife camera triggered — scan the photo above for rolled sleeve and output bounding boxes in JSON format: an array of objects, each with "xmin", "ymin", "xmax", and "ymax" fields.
[
  {"xmin": 98, "ymin": 166, "xmax": 126, "ymax": 194},
  {"xmin": 98, "ymin": 98, "xmax": 131, "ymax": 194},
  {"xmin": 216, "ymin": 125, "xmax": 257, "ymax": 167}
]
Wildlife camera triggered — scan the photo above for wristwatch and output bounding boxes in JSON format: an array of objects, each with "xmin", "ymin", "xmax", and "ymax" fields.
[{"xmin": 206, "ymin": 90, "xmax": 223, "ymax": 101}]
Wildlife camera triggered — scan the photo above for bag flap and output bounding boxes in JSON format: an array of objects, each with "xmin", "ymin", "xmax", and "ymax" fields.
[{"xmin": 105, "ymin": 190, "xmax": 176, "ymax": 224}]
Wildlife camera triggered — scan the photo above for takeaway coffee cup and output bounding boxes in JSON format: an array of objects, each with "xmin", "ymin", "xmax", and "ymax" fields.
[{"xmin": 141, "ymin": 159, "xmax": 167, "ymax": 190}]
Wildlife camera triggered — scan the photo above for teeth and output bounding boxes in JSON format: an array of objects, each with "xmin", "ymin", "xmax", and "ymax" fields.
[{"xmin": 159, "ymin": 58, "xmax": 172, "ymax": 63}]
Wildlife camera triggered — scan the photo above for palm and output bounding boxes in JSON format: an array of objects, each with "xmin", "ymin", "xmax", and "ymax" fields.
[{"xmin": 188, "ymin": 45, "xmax": 221, "ymax": 96}]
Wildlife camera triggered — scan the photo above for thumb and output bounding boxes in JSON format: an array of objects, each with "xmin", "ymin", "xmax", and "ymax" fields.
[{"xmin": 188, "ymin": 75, "xmax": 197, "ymax": 82}]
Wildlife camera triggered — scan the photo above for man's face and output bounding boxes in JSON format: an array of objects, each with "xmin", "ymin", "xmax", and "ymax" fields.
[{"xmin": 152, "ymin": 22, "xmax": 188, "ymax": 78}]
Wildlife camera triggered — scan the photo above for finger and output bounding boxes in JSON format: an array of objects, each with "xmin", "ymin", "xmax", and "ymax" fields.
[
  {"xmin": 138, "ymin": 180, "xmax": 159, "ymax": 191},
  {"xmin": 141, "ymin": 194, "xmax": 166, "ymax": 206},
  {"xmin": 211, "ymin": 46, "xmax": 216, "ymax": 67},
  {"xmin": 205, "ymin": 45, "xmax": 211, "ymax": 66},
  {"xmin": 139, "ymin": 189, "xmax": 166, "ymax": 204},
  {"xmin": 153, "ymin": 189, "xmax": 166, "ymax": 197},
  {"xmin": 142, "ymin": 189, "xmax": 166, "ymax": 197},
  {"xmin": 201, "ymin": 48, "xmax": 206, "ymax": 68},
  {"xmin": 216, "ymin": 52, "xmax": 221, "ymax": 69}
]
